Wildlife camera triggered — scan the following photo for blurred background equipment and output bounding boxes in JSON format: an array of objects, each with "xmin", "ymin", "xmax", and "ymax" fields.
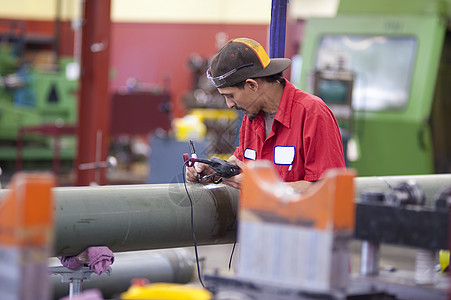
[
  {"xmin": 0, "ymin": 19, "xmax": 78, "ymax": 174},
  {"xmin": 146, "ymin": 53, "xmax": 242, "ymax": 184},
  {"xmin": 181, "ymin": 53, "xmax": 241, "ymax": 157},
  {"xmin": 298, "ymin": 0, "xmax": 451, "ymax": 176},
  {"xmin": 109, "ymin": 86, "xmax": 172, "ymax": 172}
]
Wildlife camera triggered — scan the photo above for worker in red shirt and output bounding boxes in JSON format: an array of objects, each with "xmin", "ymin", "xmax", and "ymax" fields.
[{"xmin": 186, "ymin": 38, "xmax": 345, "ymax": 191}]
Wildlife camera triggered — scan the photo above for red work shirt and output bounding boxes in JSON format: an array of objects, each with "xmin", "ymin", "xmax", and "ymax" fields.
[{"xmin": 233, "ymin": 79, "xmax": 345, "ymax": 182}]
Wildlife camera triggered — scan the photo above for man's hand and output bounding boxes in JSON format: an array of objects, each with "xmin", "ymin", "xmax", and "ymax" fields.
[
  {"xmin": 222, "ymin": 155, "xmax": 245, "ymax": 189},
  {"xmin": 185, "ymin": 162, "xmax": 214, "ymax": 183}
]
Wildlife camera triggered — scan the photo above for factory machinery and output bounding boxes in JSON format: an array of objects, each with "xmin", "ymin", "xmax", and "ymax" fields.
[
  {"xmin": 0, "ymin": 167, "xmax": 450, "ymax": 299},
  {"xmin": 0, "ymin": 20, "xmax": 78, "ymax": 172},
  {"xmin": 298, "ymin": 0, "xmax": 451, "ymax": 176}
]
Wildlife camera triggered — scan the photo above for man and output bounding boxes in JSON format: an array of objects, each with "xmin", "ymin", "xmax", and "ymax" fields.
[{"xmin": 186, "ymin": 38, "xmax": 345, "ymax": 190}]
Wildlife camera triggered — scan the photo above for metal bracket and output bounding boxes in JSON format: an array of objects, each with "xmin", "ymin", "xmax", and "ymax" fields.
[{"xmin": 49, "ymin": 266, "xmax": 112, "ymax": 298}]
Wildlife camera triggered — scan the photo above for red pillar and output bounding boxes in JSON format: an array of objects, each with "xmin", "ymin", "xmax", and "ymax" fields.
[{"xmin": 75, "ymin": 0, "xmax": 111, "ymax": 186}]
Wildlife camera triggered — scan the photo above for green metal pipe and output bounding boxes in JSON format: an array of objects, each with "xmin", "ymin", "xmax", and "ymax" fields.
[
  {"xmin": 51, "ymin": 183, "xmax": 239, "ymax": 256},
  {"xmin": 0, "ymin": 174, "xmax": 450, "ymax": 257}
]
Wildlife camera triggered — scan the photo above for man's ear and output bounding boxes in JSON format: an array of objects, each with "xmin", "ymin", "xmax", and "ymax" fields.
[{"xmin": 245, "ymin": 79, "xmax": 258, "ymax": 91}]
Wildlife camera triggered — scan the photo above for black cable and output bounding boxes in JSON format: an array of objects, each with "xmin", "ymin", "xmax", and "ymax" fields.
[
  {"xmin": 228, "ymin": 241, "xmax": 236, "ymax": 270},
  {"xmin": 182, "ymin": 161, "xmax": 206, "ymax": 288}
]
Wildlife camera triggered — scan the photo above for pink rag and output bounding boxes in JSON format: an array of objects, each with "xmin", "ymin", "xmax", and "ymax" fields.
[
  {"xmin": 59, "ymin": 246, "xmax": 114, "ymax": 275},
  {"xmin": 87, "ymin": 246, "xmax": 114, "ymax": 275},
  {"xmin": 59, "ymin": 256, "xmax": 83, "ymax": 270}
]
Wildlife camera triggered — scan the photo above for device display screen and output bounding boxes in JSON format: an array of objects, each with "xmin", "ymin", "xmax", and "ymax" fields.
[{"xmin": 315, "ymin": 35, "xmax": 417, "ymax": 111}]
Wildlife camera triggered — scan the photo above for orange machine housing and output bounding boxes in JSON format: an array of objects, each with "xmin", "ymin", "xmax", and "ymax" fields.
[
  {"xmin": 240, "ymin": 161, "xmax": 355, "ymax": 231},
  {"xmin": 0, "ymin": 173, "xmax": 55, "ymax": 246},
  {"xmin": 0, "ymin": 173, "xmax": 55, "ymax": 300},
  {"xmin": 236, "ymin": 160, "xmax": 356, "ymax": 293}
]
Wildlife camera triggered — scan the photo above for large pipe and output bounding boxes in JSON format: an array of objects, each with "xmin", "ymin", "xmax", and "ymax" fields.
[
  {"xmin": 0, "ymin": 174, "xmax": 449, "ymax": 256},
  {"xmin": 52, "ymin": 183, "xmax": 239, "ymax": 256}
]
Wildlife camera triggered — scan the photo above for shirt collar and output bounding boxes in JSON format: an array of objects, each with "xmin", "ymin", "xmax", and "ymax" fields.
[
  {"xmin": 274, "ymin": 78, "xmax": 295, "ymax": 128},
  {"xmin": 249, "ymin": 78, "xmax": 295, "ymax": 130}
]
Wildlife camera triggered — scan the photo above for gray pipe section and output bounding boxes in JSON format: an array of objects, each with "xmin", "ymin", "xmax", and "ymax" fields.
[
  {"xmin": 51, "ymin": 183, "xmax": 239, "ymax": 256},
  {"xmin": 50, "ymin": 248, "xmax": 194, "ymax": 299},
  {"xmin": 354, "ymin": 174, "xmax": 451, "ymax": 204},
  {"xmin": 50, "ymin": 183, "xmax": 239, "ymax": 256},
  {"xmin": 0, "ymin": 174, "xmax": 450, "ymax": 256}
]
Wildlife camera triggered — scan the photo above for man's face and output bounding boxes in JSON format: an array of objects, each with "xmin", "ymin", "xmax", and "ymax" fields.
[{"xmin": 217, "ymin": 83, "xmax": 261, "ymax": 121}]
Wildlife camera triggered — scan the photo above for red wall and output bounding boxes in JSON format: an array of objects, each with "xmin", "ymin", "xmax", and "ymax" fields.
[
  {"xmin": 0, "ymin": 18, "xmax": 302, "ymax": 118},
  {"xmin": 110, "ymin": 22, "xmax": 270, "ymax": 117}
]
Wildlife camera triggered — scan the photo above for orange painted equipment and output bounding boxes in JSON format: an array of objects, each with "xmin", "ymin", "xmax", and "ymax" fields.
[
  {"xmin": 240, "ymin": 160, "xmax": 356, "ymax": 232},
  {"xmin": 0, "ymin": 172, "xmax": 55, "ymax": 300},
  {"xmin": 237, "ymin": 161, "xmax": 356, "ymax": 292},
  {"xmin": 0, "ymin": 173, "xmax": 55, "ymax": 246}
]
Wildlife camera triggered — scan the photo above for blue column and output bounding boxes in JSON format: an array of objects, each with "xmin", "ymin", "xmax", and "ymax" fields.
[{"xmin": 269, "ymin": 0, "xmax": 288, "ymax": 58}]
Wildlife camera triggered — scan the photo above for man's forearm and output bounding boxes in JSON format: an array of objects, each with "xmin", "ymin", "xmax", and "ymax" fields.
[{"xmin": 286, "ymin": 180, "xmax": 313, "ymax": 193}]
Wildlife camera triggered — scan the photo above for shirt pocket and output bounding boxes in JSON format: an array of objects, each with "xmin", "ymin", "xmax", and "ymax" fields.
[
  {"xmin": 274, "ymin": 146, "xmax": 295, "ymax": 165},
  {"xmin": 244, "ymin": 148, "xmax": 257, "ymax": 160}
]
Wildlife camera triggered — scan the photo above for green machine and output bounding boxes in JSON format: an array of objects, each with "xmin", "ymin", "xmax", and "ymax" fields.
[
  {"xmin": 0, "ymin": 42, "xmax": 78, "ymax": 169},
  {"xmin": 298, "ymin": 0, "xmax": 451, "ymax": 176}
]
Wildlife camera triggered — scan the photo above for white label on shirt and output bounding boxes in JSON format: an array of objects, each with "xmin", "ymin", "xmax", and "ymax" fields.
[
  {"xmin": 244, "ymin": 148, "xmax": 257, "ymax": 160},
  {"xmin": 274, "ymin": 146, "xmax": 295, "ymax": 165}
]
